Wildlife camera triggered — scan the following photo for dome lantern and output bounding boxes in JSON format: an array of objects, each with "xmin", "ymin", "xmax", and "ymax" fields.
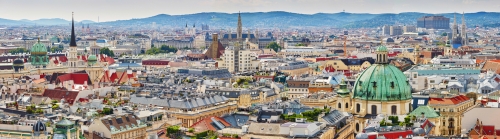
[{"xmin": 375, "ymin": 45, "xmax": 389, "ymax": 64}]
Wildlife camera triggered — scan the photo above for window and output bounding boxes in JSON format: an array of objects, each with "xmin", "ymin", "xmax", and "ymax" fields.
[
  {"xmin": 429, "ymin": 80, "xmax": 435, "ymax": 83},
  {"xmin": 418, "ymin": 99, "xmax": 425, "ymax": 105}
]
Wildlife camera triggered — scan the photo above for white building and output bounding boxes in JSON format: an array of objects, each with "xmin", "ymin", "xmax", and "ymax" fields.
[
  {"xmin": 405, "ymin": 65, "xmax": 480, "ymax": 92},
  {"xmin": 218, "ymin": 43, "xmax": 259, "ymax": 73}
]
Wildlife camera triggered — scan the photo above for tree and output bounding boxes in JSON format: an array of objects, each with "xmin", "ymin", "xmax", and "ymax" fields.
[
  {"xmin": 160, "ymin": 45, "xmax": 178, "ymax": 53},
  {"xmin": 295, "ymin": 43, "xmax": 306, "ymax": 46},
  {"xmin": 183, "ymin": 46, "xmax": 189, "ymax": 50},
  {"xmin": 50, "ymin": 46, "xmax": 64, "ymax": 53},
  {"xmin": 146, "ymin": 47, "xmax": 162, "ymax": 55},
  {"xmin": 52, "ymin": 104, "xmax": 59, "ymax": 110},
  {"xmin": 266, "ymin": 42, "xmax": 281, "ymax": 52},
  {"xmin": 436, "ymin": 41, "xmax": 446, "ymax": 46},
  {"xmin": 99, "ymin": 47, "xmax": 115, "ymax": 57},
  {"xmin": 9, "ymin": 48, "xmax": 29, "ymax": 54}
]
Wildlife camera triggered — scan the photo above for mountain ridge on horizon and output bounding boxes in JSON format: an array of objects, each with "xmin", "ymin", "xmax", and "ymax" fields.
[{"xmin": 1, "ymin": 11, "xmax": 500, "ymax": 28}]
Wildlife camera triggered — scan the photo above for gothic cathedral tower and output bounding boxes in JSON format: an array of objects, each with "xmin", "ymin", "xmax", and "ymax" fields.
[
  {"xmin": 461, "ymin": 12, "xmax": 467, "ymax": 45},
  {"xmin": 68, "ymin": 12, "xmax": 79, "ymax": 73},
  {"xmin": 237, "ymin": 12, "xmax": 242, "ymax": 41}
]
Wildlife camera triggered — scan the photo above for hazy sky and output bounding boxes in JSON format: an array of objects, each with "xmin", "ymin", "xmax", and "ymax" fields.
[{"xmin": 1, "ymin": 0, "xmax": 499, "ymax": 22}]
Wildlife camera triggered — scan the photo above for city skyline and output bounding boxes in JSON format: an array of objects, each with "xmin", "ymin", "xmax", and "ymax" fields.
[{"xmin": 0, "ymin": 0, "xmax": 499, "ymax": 22}]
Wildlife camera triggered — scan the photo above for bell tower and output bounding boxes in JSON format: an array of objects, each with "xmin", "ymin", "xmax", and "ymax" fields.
[
  {"xmin": 68, "ymin": 12, "xmax": 79, "ymax": 73},
  {"xmin": 237, "ymin": 11, "xmax": 242, "ymax": 41}
]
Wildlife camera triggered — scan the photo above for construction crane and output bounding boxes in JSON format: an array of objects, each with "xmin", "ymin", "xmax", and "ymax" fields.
[{"xmin": 344, "ymin": 35, "xmax": 347, "ymax": 56}]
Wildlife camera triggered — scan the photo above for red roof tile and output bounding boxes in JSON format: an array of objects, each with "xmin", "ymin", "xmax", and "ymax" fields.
[
  {"xmin": 42, "ymin": 88, "xmax": 79, "ymax": 105},
  {"xmin": 56, "ymin": 73, "xmax": 91, "ymax": 85},
  {"xmin": 429, "ymin": 95, "xmax": 470, "ymax": 105},
  {"xmin": 190, "ymin": 116, "xmax": 231, "ymax": 132}
]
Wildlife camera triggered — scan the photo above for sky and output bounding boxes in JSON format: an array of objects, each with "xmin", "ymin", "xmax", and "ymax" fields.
[{"xmin": 0, "ymin": 0, "xmax": 499, "ymax": 22}]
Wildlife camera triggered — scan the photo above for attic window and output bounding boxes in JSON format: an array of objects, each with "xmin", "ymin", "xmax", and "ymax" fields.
[
  {"xmin": 390, "ymin": 82, "xmax": 395, "ymax": 88},
  {"xmin": 372, "ymin": 81, "xmax": 377, "ymax": 88}
]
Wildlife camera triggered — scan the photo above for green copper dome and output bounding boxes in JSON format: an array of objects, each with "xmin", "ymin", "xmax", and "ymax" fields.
[
  {"xmin": 56, "ymin": 117, "xmax": 74, "ymax": 126},
  {"xmin": 336, "ymin": 79, "xmax": 350, "ymax": 96},
  {"xmin": 31, "ymin": 39, "xmax": 48, "ymax": 56},
  {"xmin": 87, "ymin": 55, "xmax": 97, "ymax": 65},
  {"xmin": 30, "ymin": 39, "xmax": 50, "ymax": 67},
  {"xmin": 376, "ymin": 45, "xmax": 388, "ymax": 52},
  {"xmin": 353, "ymin": 44, "xmax": 411, "ymax": 101},
  {"xmin": 351, "ymin": 64, "xmax": 411, "ymax": 101}
]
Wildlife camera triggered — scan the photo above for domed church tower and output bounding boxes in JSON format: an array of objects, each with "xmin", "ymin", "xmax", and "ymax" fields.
[
  {"xmin": 30, "ymin": 38, "xmax": 49, "ymax": 68},
  {"xmin": 341, "ymin": 45, "xmax": 412, "ymax": 133}
]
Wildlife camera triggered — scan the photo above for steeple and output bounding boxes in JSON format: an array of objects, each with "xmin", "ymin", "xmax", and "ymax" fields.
[
  {"xmin": 461, "ymin": 12, "xmax": 467, "ymax": 45},
  {"xmin": 452, "ymin": 13, "xmax": 458, "ymax": 38},
  {"xmin": 237, "ymin": 11, "xmax": 242, "ymax": 40},
  {"xmin": 453, "ymin": 13, "xmax": 457, "ymax": 25},
  {"xmin": 70, "ymin": 12, "xmax": 77, "ymax": 47}
]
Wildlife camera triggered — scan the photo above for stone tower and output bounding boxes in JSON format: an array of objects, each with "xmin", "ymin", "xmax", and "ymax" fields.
[
  {"xmin": 452, "ymin": 14, "xmax": 458, "ymax": 38},
  {"xmin": 68, "ymin": 12, "xmax": 79, "ymax": 73},
  {"xmin": 237, "ymin": 12, "xmax": 242, "ymax": 41},
  {"xmin": 461, "ymin": 12, "xmax": 467, "ymax": 45}
]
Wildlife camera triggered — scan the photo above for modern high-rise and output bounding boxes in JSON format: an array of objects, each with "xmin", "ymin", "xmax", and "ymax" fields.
[
  {"xmin": 417, "ymin": 16, "xmax": 450, "ymax": 29},
  {"xmin": 390, "ymin": 25, "xmax": 403, "ymax": 36}
]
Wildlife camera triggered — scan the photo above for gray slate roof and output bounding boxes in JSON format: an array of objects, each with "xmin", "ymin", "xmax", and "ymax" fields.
[{"xmin": 130, "ymin": 95, "xmax": 229, "ymax": 109}]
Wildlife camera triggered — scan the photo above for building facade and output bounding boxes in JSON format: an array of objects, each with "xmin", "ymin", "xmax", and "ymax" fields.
[{"xmin": 417, "ymin": 16, "xmax": 450, "ymax": 29}]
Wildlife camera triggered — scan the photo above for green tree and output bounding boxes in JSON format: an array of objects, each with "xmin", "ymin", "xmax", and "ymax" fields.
[
  {"xmin": 146, "ymin": 47, "xmax": 162, "ymax": 55},
  {"xmin": 9, "ymin": 48, "xmax": 29, "ymax": 54},
  {"xmin": 265, "ymin": 42, "xmax": 281, "ymax": 52},
  {"xmin": 99, "ymin": 47, "xmax": 115, "ymax": 57},
  {"xmin": 52, "ymin": 104, "xmax": 59, "ymax": 110},
  {"xmin": 102, "ymin": 107, "xmax": 114, "ymax": 115},
  {"xmin": 436, "ymin": 41, "xmax": 446, "ymax": 46},
  {"xmin": 50, "ymin": 46, "xmax": 64, "ymax": 53},
  {"xmin": 166, "ymin": 125, "xmax": 180, "ymax": 135},
  {"xmin": 160, "ymin": 45, "xmax": 178, "ymax": 53},
  {"xmin": 295, "ymin": 43, "xmax": 305, "ymax": 46}
]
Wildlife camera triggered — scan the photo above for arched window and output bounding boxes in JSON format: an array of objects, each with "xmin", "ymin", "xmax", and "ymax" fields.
[
  {"xmin": 356, "ymin": 123, "xmax": 360, "ymax": 132},
  {"xmin": 356, "ymin": 104, "xmax": 361, "ymax": 113},
  {"xmin": 345, "ymin": 103, "xmax": 348, "ymax": 108},
  {"xmin": 371, "ymin": 105, "xmax": 377, "ymax": 115},
  {"xmin": 391, "ymin": 105, "xmax": 397, "ymax": 115},
  {"xmin": 338, "ymin": 103, "xmax": 341, "ymax": 109}
]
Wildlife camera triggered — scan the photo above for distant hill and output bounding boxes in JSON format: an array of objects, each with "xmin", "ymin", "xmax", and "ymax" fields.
[
  {"xmin": 1, "ymin": 11, "xmax": 499, "ymax": 28},
  {"xmin": 0, "ymin": 18, "xmax": 95, "ymax": 26},
  {"xmin": 101, "ymin": 11, "xmax": 500, "ymax": 28}
]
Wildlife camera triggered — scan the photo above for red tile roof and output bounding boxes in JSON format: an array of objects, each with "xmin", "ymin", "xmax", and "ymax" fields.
[
  {"xmin": 429, "ymin": 95, "xmax": 470, "ymax": 105},
  {"xmin": 367, "ymin": 130, "xmax": 413, "ymax": 139},
  {"xmin": 42, "ymin": 88, "xmax": 79, "ymax": 105},
  {"xmin": 190, "ymin": 116, "xmax": 231, "ymax": 132},
  {"xmin": 56, "ymin": 73, "xmax": 92, "ymax": 85}
]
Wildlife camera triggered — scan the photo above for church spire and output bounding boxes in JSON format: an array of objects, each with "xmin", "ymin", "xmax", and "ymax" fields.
[
  {"xmin": 70, "ymin": 12, "xmax": 77, "ymax": 47},
  {"xmin": 237, "ymin": 11, "xmax": 242, "ymax": 40}
]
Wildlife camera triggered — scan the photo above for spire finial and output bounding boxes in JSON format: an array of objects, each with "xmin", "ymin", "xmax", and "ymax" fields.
[{"xmin": 37, "ymin": 37, "xmax": 40, "ymax": 43}]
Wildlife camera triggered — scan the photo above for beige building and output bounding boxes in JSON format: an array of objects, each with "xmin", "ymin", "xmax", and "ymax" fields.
[
  {"xmin": 427, "ymin": 94, "xmax": 475, "ymax": 136},
  {"xmin": 218, "ymin": 43, "xmax": 259, "ymax": 73},
  {"xmin": 85, "ymin": 114, "xmax": 148, "ymax": 139}
]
